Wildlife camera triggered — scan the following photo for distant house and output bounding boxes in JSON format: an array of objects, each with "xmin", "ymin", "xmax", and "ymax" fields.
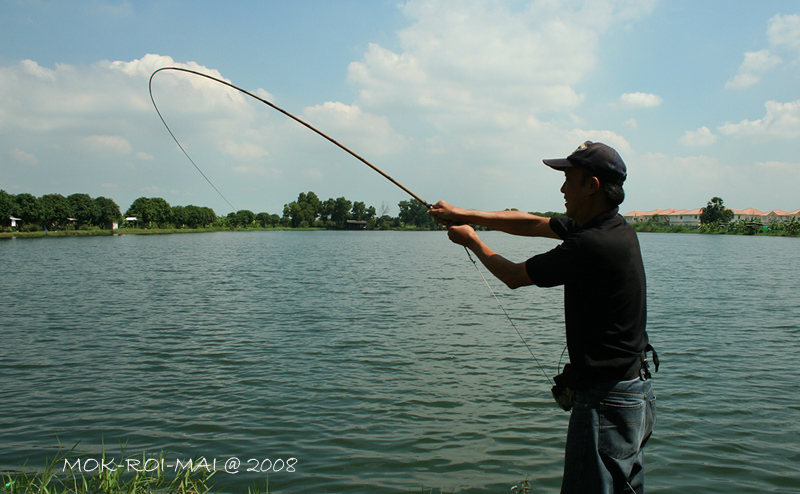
[
  {"xmin": 9, "ymin": 216, "xmax": 21, "ymax": 227},
  {"xmin": 345, "ymin": 220, "xmax": 367, "ymax": 230},
  {"xmin": 625, "ymin": 207, "xmax": 799, "ymax": 226},
  {"xmin": 623, "ymin": 208, "xmax": 702, "ymax": 226},
  {"xmin": 731, "ymin": 208, "xmax": 767, "ymax": 222}
]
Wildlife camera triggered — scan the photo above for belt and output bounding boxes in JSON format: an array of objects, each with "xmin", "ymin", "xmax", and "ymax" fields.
[{"xmin": 622, "ymin": 344, "xmax": 660, "ymax": 380}]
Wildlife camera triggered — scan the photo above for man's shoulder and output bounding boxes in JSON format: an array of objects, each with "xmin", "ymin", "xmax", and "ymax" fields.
[{"xmin": 550, "ymin": 215, "xmax": 577, "ymax": 239}]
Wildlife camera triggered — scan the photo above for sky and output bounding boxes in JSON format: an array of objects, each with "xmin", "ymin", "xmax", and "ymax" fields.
[{"xmin": 1, "ymin": 0, "xmax": 799, "ymax": 217}]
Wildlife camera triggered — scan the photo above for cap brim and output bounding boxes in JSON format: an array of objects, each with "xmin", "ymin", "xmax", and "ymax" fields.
[{"xmin": 542, "ymin": 158, "xmax": 574, "ymax": 171}]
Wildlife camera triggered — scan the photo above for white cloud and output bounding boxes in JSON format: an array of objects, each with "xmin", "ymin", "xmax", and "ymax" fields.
[
  {"xmin": 679, "ymin": 126, "xmax": 717, "ymax": 146},
  {"xmin": 19, "ymin": 59, "xmax": 56, "ymax": 81},
  {"xmin": 619, "ymin": 92, "xmax": 663, "ymax": 108},
  {"xmin": 232, "ymin": 164, "xmax": 281, "ymax": 178},
  {"xmin": 0, "ymin": 55, "xmax": 284, "ymax": 211},
  {"xmin": 83, "ymin": 135, "xmax": 132, "ymax": 155},
  {"xmin": 725, "ymin": 49, "xmax": 782, "ymax": 89},
  {"xmin": 718, "ymin": 99, "xmax": 800, "ymax": 140},
  {"xmin": 756, "ymin": 160, "xmax": 796, "ymax": 169},
  {"xmin": 767, "ymin": 14, "xmax": 800, "ymax": 55},
  {"xmin": 568, "ymin": 129, "xmax": 632, "ymax": 155},
  {"xmin": 302, "ymin": 101, "xmax": 407, "ymax": 155},
  {"xmin": 349, "ymin": 0, "xmax": 656, "ymax": 128},
  {"xmin": 726, "ymin": 14, "xmax": 800, "ymax": 89},
  {"xmin": 303, "ymin": 168, "xmax": 325, "ymax": 181},
  {"xmin": 218, "ymin": 138, "xmax": 270, "ymax": 161},
  {"xmin": 338, "ymin": 0, "xmax": 659, "ymax": 211},
  {"xmin": 11, "ymin": 148, "xmax": 39, "ymax": 165}
]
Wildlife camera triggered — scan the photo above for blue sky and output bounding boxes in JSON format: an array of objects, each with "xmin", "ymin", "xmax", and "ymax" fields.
[{"xmin": 1, "ymin": 0, "xmax": 799, "ymax": 216}]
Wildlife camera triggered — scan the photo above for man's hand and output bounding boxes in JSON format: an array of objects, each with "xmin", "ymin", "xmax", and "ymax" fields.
[
  {"xmin": 446, "ymin": 223, "xmax": 533, "ymax": 289},
  {"xmin": 427, "ymin": 200, "xmax": 463, "ymax": 225},
  {"xmin": 446, "ymin": 224, "xmax": 478, "ymax": 247}
]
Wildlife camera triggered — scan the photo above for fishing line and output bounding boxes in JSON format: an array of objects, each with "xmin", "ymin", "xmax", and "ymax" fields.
[
  {"xmin": 149, "ymin": 67, "xmax": 430, "ymax": 211},
  {"xmin": 149, "ymin": 67, "xmax": 550, "ymax": 385},
  {"xmin": 463, "ymin": 247, "xmax": 553, "ymax": 386}
]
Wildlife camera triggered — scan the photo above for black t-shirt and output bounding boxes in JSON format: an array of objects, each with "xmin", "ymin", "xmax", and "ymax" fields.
[{"xmin": 525, "ymin": 208, "xmax": 648, "ymax": 388}]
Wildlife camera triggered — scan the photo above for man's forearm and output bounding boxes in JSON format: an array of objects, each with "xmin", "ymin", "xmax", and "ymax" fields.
[
  {"xmin": 459, "ymin": 209, "xmax": 557, "ymax": 238},
  {"xmin": 465, "ymin": 236, "xmax": 532, "ymax": 289}
]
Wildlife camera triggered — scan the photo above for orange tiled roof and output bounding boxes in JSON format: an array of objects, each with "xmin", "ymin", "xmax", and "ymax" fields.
[
  {"xmin": 732, "ymin": 208, "xmax": 767, "ymax": 216},
  {"xmin": 624, "ymin": 208, "xmax": 798, "ymax": 217}
]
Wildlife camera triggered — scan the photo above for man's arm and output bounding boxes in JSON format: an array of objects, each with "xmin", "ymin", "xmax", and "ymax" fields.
[
  {"xmin": 446, "ymin": 224, "xmax": 533, "ymax": 289},
  {"xmin": 428, "ymin": 200, "xmax": 559, "ymax": 239}
]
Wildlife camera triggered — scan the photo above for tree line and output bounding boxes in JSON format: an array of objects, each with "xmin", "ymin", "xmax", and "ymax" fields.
[
  {"xmin": 0, "ymin": 190, "xmax": 121, "ymax": 231},
  {"xmin": 0, "ymin": 189, "xmax": 441, "ymax": 232}
]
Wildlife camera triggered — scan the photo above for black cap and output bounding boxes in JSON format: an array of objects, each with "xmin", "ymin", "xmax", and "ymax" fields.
[{"xmin": 543, "ymin": 141, "xmax": 627, "ymax": 185}]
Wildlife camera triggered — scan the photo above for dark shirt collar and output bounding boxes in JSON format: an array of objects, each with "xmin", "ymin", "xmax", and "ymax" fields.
[{"xmin": 580, "ymin": 207, "xmax": 619, "ymax": 230}]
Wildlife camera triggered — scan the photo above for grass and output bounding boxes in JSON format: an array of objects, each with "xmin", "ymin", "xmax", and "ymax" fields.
[
  {"xmin": 1, "ymin": 446, "xmax": 537, "ymax": 493},
  {"xmin": 1, "ymin": 444, "xmax": 226, "ymax": 494}
]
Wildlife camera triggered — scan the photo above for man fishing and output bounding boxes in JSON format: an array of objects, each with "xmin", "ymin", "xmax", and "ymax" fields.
[{"xmin": 428, "ymin": 141, "xmax": 656, "ymax": 494}]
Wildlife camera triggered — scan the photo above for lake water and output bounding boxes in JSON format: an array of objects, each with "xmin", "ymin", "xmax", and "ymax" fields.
[{"xmin": 1, "ymin": 231, "xmax": 798, "ymax": 493}]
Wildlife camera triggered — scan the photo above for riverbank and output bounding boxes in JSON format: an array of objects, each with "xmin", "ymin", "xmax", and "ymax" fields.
[
  {"xmin": 0, "ymin": 226, "xmax": 319, "ymax": 239},
  {"xmin": 4, "ymin": 223, "xmax": 799, "ymax": 239},
  {"xmin": 0, "ymin": 225, "xmax": 447, "ymax": 239},
  {"xmin": 631, "ymin": 222, "xmax": 800, "ymax": 237},
  {"xmin": 1, "ymin": 447, "xmax": 467, "ymax": 494}
]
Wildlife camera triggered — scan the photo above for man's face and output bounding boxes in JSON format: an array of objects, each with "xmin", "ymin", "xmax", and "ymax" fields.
[{"xmin": 560, "ymin": 168, "xmax": 591, "ymax": 221}]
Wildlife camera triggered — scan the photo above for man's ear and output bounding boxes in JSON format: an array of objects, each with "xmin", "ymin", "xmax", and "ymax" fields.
[{"xmin": 586, "ymin": 175, "xmax": 601, "ymax": 195}]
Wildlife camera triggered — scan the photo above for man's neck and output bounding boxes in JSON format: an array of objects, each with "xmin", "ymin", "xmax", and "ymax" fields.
[{"xmin": 573, "ymin": 202, "xmax": 615, "ymax": 226}]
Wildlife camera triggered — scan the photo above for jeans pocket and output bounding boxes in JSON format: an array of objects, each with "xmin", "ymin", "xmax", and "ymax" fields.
[{"xmin": 598, "ymin": 393, "xmax": 646, "ymax": 460}]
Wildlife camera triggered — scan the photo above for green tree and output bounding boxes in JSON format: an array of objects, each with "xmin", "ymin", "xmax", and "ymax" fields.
[
  {"xmin": 149, "ymin": 197, "xmax": 172, "ymax": 227},
  {"xmin": 67, "ymin": 193, "xmax": 98, "ymax": 228},
  {"xmin": 351, "ymin": 201, "xmax": 366, "ymax": 222},
  {"xmin": 0, "ymin": 190, "xmax": 14, "ymax": 227},
  {"xmin": 351, "ymin": 201, "xmax": 376, "ymax": 222},
  {"xmin": 175, "ymin": 205, "xmax": 215, "ymax": 228},
  {"xmin": 126, "ymin": 197, "xmax": 153, "ymax": 227},
  {"xmin": 127, "ymin": 197, "xmax": 171, "ymax": 228},
  {"xmin": 319, "ymin": 198, "xmax": 334, "ymax": 225},
  {"xmin": 15, "ymin": 193, "xmax": 44, "ymax": 228},
  {"xmin": 284, "ymin": 191, "xmax": 322, "ymax": 228},
  {"xmin": 785, "ymin": 217, "xmax": 800, "ymax": 236},
  {"xmin": 94, "ymin": 196, "xmax": 121, "ymax": 228},
  {"xmin": 236, "ymin": 209, "xmax": 255, "ymax": 228},
  {"xmin": 700, "ymin": 197, "xmax": 734, "ymax": 225},
  {"xmin": 329, "ymin": 197, "xmax": 352, "ymax": 229},
  {"xmin": 373, "ymin": 214, "xmax": 397, "ymax": 230},
  {"xmin": 41, "ymin": 193, "xmax": 72, "ymax": 229},
  {"xmin": 171, "ymin": 205, "xmax": 187, "ymax": 227},
  {"xmin": 398, "ymin": 199, "xmax": 438, "ymax": 229},
  {"xmin": 226, "ymin": 211, "xmax": 238, "ymax": 228},
  {"xmin": 255, "ymin": 212, "xmax": 280, "ymax": 228},
  {"xmin": 199, "ymin": 207, "xmax": 217, "ymax": 227}
]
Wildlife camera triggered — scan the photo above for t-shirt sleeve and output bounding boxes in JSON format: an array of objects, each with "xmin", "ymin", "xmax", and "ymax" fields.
[
  {"xmin": 549, "ymin": 215, "xmax": 575, "ymax": 240},
  {"xmin": 525, "ymin": 216, "xmax": 581, "ymax": 288}
]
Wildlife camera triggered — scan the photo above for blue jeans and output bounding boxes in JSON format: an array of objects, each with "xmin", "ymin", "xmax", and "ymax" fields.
[{"xmin": 560, "ymin": 377, "xmax": 656, "ymax": 494}]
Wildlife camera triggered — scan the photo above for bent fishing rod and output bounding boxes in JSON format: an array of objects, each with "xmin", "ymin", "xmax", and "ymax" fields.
[
  {"xmin": 149, "ymin": 67, "xmax": 430, "ymax": 210},
  {"xmin": 149, "ymin": 67, "xmax": 551, "ymax": 386}
]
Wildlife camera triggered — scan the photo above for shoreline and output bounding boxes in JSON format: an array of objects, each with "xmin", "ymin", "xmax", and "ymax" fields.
[
  {"xmin": 0, "ymin": 226, "xmax": 444, "ymax": 239},
  {"xmin": 3, "ymin": 223, "xmax": 799, "ymax": 239}
]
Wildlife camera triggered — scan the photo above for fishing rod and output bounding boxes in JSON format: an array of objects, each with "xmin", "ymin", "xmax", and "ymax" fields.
[
  {"xmin": 149, "ymin": 67, "xmax": 550, "ymax": 387},
  {"xmin": 149, "ymin": 67, "xmax": 430, "ymax": 210}
]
